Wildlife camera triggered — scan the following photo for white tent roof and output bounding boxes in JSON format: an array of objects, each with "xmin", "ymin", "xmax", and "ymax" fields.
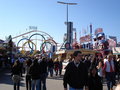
[{"xmin": 112, "ymin": 47, "xmax": 120, "ymax": 55}]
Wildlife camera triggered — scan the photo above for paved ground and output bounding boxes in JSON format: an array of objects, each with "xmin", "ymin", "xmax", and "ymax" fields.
[{"xmin": 0, "ymin": 68, "xmax": 116, "ymax": 90}]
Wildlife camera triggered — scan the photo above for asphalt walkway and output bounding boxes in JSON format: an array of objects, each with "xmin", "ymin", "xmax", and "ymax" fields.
[{"xmin": 0, "ymin": 68, "xmax": 116, "ymax": 90}]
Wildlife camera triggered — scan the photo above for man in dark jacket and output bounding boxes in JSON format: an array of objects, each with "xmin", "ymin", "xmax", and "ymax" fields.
[
  {"xmin": 39, "ymin": 57, "xmax": 48, "ymax": 90},
  {"xmin": 47, "ymin": 58, "xmax": 54, "ymax": 77},
  {"xmin": 63, "ymin": 51, "xmax": 88, "ymax": 90},
  {"xmin": 29, "ymin": 59, "xmax": 41, "ymax": 90}
]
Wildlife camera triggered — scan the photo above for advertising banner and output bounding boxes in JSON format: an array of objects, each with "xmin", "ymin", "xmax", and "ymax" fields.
[
  {"xmin": 80, "ymin": 35, "xmax": 91, "ymax": 43},
  {"xmin": 95, "ymin": 28, "xmax": 103, "ymax": 35}
]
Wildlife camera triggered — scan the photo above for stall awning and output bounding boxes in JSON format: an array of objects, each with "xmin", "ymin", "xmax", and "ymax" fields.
[{"xmin": 112, "ymin": 47, "xmax": 120, "ymax": 55}]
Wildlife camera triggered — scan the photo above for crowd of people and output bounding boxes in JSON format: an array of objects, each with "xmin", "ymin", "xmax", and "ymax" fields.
[
  {"xmin": 9, "ymin": 51, "xmax": 120, "ymax": 90},
  {"xmin": 63, "ymin": 51, "xmax": 120, "ymax": 90},
  {"xmin": 11, "ymin": 56, "xmax": 63, "ymax": 90}
]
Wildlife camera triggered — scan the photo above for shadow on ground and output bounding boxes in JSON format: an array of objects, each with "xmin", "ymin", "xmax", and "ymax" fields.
[{"xmin": 0, "ymin": 68, "xmax": 25, "ymax": 87}]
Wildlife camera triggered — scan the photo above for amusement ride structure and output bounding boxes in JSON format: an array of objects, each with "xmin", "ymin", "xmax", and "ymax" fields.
[{"xmin": 12, "ymin": 30, "xmax": 57, "ymax": 57}]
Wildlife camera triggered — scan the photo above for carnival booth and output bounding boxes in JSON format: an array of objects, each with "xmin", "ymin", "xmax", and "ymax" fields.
[
  {"xmin": 112, "ymin": 47, "xmax": 120, "ymax": 55},
  {"xmin": 0, "ymin": 39, "xmax": 7, "ymax": 68}
]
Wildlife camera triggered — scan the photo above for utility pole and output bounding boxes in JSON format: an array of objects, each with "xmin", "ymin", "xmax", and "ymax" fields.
[{"xmin": 57, "ymin": 1, "xmax": 77, "ymax": 49}]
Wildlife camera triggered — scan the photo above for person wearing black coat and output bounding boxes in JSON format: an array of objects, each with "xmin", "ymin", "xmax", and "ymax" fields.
[
  {"xmin": 11, "ymin": 60, "xmax": 21, "ymax": 90},
  {"xmin": 29, "ymin": 59, "xmax": 41, "ymax": 90},
  {"xmin": 88, "ymin": 67, "xmax": 103, "ymax": 90},
  {"xmin": 47, "ymin": 58, "xmax": 54, "ymax": 77},
  {"xmin": 39, "ymin": 57, "xmax": 48, "ymax": 90},
  {"xmin": 63, "ymin": 51, "xmax": 88, "ymax": 90},
  {"xmin": 25, "ymin": 59, "xmax": 32, "ymax": 90}
]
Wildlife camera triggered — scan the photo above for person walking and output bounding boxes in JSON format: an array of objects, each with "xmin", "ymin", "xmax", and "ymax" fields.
[
  {"xmin": 29, "ymin": 59, "xmax": 41, "ymax": 90},
  {"xmin": 47, "ymin": 58, "xmax": 54, "ymax": 77},
  {"xmin": 103, "ymin": 54, "xmax": 116, "ymax": 90},
  {"xmin": 54, "ymin": 58, "xmax": 59, "ymax": 76},
  {"xmin": 11, "ymin": 60, "xmax": 21, "ymax": 90},
  {"xmin": 25, "ymin": 59, "xmax": 32, "ymax": 90},
  {"xmin": 58, "ymin": 59, "xmax": 63, "ymax": 76},
  {"xmin": 96, "ymin": 59, "xmax": 104, "ymax": 83},
  {"xmin": 63, "ymin": 51, "xmax": 88, "ymax": 90},
  {"xmin": 116, "ymin": 57, "xmax": 120, "ymax": 82},
  {"xmin": 88, "ymin": 67, "xmax": 103, "ymax": 90},
  {"xmin": 39, "ymin": 57, "xmax": 48, "ymax": 90}
]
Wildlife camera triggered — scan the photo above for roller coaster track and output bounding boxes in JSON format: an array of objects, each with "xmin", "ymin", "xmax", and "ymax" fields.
[{"xmin": 12, "ymin": 30, "xmax": 53, "ymax": 40}]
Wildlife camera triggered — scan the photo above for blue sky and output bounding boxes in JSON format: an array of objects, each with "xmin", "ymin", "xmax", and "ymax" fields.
[{"xmin": 0, "ymin": 0, "xmax": 120, "ymax": 44}]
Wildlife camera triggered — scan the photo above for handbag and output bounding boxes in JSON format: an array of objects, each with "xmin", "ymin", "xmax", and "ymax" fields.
[{"xmin": 12, "ymin": 75, "xmax": 20, "ymax": 83}]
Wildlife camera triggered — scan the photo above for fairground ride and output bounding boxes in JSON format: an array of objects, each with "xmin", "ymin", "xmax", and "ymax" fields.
[{"xmin": 12, "ymin": 30, "xmax": 57, "ymax": 57}]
